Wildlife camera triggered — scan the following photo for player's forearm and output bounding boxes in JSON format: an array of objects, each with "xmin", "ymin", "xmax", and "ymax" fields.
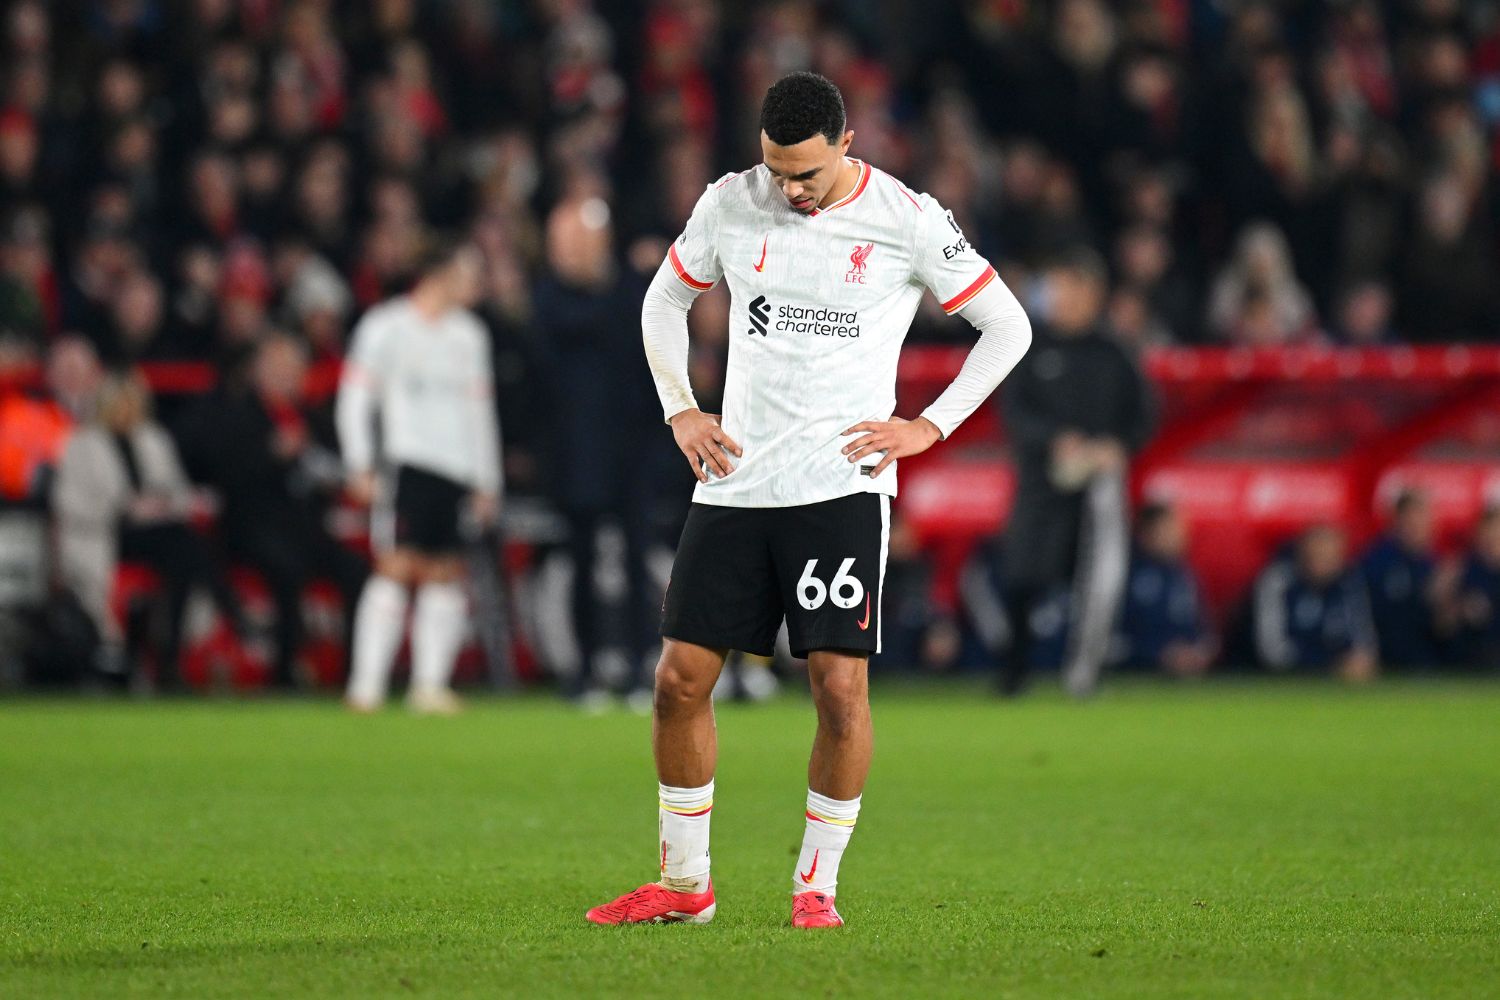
[
  {"xmin": 642, "ymin": 258, "xmax": 701, "ymax": 422},
  {"xmin": 334, "ymin": 379, "xmax": 376, "ymax": 475},
  {"xmin": 920, "ymin": 279, "xmax": 1032, "ymax": 439},
  {"xmin": 474, "ymin": 409, "xmax": 503, "ymax": 495}
]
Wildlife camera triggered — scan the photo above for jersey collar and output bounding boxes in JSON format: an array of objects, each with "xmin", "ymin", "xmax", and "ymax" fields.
[{"xmin": 807, "ymin": 159, "xmax": 871, "ymax": 217}]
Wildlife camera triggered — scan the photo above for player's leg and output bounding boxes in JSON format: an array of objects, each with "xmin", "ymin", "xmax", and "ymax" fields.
[
  {"xmin": 346, "ymin": 548, "xmax": 416, "ymax": 711},
  {"xmin": 587, "ymin": 504, "xmax": 777, "ymax": 925},
  {"xmin": 774, "ymin": 493, "xmax": 887, "ymax": 928},
  {"xmin": 407, "ymin": 554, "xmax": 468, "ymax": 714},
  {"xmin": 403, "ymin": 469, "xmax": 472, "ymax": 713},
  {"xmin": 794, "ymin": 647, "xmax": 870, "ymax": 925}
]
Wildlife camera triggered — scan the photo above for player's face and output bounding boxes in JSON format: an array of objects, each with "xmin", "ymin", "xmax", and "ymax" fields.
[
  {"xmin": 447, "ymin": 247, "xmax": 484, "ymax": 307},
  {"xmin": 761, "ymin": 129, "xmax": 853, "ymax": 214}
]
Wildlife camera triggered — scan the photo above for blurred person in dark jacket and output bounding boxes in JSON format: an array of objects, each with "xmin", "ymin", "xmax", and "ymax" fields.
[
  {"xmin": 1455, "ymin": 508, "xmax": 1500, "ymax": 669},
  {"xmin": 1117, "ymin": 502, "xmax": 1214, "ymax": 677},
  {"xmin": 534, "ymin": 193, "xmax": 661, "ymax": 708},
  {"xmin": 1254, "ymin": 524, "xmax": 1378, "ymax": 682},
  {"xmin": 1360, "ymin": 490, "xmax": 1446, "ymax": 668},
  {"xmin": 181, "ymin": 333, "xmax": 365, "ymax": 688},
  {"xmin": 1000, "ymin": 248, "xmax": 1153, "ymax": 696}
]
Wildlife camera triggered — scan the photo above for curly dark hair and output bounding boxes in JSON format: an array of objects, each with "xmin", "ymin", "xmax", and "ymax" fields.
[{"xmin": 759, "ymin": 72, "xmax": 846, "ymax": 146}]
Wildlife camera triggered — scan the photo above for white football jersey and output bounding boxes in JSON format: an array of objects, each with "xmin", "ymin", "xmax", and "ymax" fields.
[
  {"xmin": 665, "ymin": 159, "xmax": 997, "ymax": 508},
  {"xmin": 336, "ymin": 297, "xmax": 502, "ymax": 493}
]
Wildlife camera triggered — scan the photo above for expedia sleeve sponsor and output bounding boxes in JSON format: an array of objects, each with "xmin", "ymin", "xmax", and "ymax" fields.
[{"xmin": 776, "ymin": 304, "xmax": 862, "ymax": 338}]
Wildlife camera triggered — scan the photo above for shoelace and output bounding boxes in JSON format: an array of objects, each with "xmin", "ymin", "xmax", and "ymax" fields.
[
  {"xmin": 610, "ymin": 884, "xmax": 667, "ymax": 918},
  {"xmin": 794, "ymin": 893, "xmax": 831, "ymax": 914}
]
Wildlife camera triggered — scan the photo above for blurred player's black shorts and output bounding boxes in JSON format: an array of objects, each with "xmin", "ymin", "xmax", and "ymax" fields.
[
  {"xmin": 385, "ymin": 464, "xmax": 467, "ymax": 555},
  {"xmin": 662, "ymin": 492, "xmax": 889, "ymax": 659}
]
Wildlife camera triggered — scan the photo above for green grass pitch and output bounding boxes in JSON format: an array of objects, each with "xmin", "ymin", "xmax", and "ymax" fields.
[{"xmin": 3, "ymin": 680, "xmax": 1498, "ymax": 998}]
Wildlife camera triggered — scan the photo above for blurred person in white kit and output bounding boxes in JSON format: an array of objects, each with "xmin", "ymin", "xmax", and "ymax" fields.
[{"xmin": 336, "ymin": 240, "xmax": 501, "ymax": 713}]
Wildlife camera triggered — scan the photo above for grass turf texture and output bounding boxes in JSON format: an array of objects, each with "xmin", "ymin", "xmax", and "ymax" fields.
[{"xmin": 3, "ymin": 681, "xmax": 1497, "ymax": 999}]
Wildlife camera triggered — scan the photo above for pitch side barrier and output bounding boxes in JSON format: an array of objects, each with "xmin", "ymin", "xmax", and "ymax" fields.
[{"xmin": 894, "ymin": 345, "xmax": 1500, "ymax": 617}]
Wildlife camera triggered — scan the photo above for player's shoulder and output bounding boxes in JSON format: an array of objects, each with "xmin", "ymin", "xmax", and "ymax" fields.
[
  {"xmin": 452, "ymin": 308, "xmax": 490, "ymax": 343},
  {"xmin": 862, "ymin": 164, "xmax": 932, "ymax": 225},
  {"xmin": 700, "ymin": 165, "xmax": 776, "ymax": 211},
  {"xmin": 352, "ymin": 297, "xmax": 404, "ymax": 335}
]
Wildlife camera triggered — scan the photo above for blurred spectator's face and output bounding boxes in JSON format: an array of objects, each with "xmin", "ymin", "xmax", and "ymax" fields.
[
  {"xmin": 1235, "ymin": 297, "xmax": 1284, "ymax": 345},
  {"xmin": 1419, "ymin": 175, "xmax": 1468, "ymax": 244},
  {"xmin": 1122, "ymin": 54, "xmax": 1173, "ymax": 111},
  {"xmin": 1394, "ymin": 495, "xmax": 1434, "ymax": 551},
  {"xmin": 1107, "ymin": 288, "xmax": 1151, "ymax": 345},
  {"xmin": 1337, "ymin": 283, "xmax": 1392, "ymax": 343},
  {"xmin": 254, "ymin": 339, "xmax": 308, "ymax": 402},
  {"xmin": 1124, "ymin": 173, "xmax": 1174, "ymax": 226},
  {"xmin": 209, "ymin": 93, "xmax": 259, "ymax": 145},
  {"xmin": 101, "ymin": 378, "xmax": 148, "ymax": 433},
  {"xmin": 1298, "ymin": 527, "xmax": 1347, "ymax": 584},
  {"xmin": 1477, "ymin": 517, "xmax": 1500, "ymax": 563},
  {"xmin": 109, "ymin": 121, "xmax": 156, "ymax": 173},
  {"xmin": 0, "ymin": 115, "xmax": 38, "ymax": 181},
  {"xmin": 179, "ymin": 245, "xmax": 221, "ymax": 294},
  {"xmin": 1116, "ymin": 227, "xmax": 1170, "ymax": 284},
  {"xmin": 8, "ymin": 1, "xmax": 49, "ymax": 56},
  {"xmin": 1142, "ymin": 509, "xmax": 1188, "ymax": 560},
  {"xmin": 1002, "ymin": 144, "xmax": 1047, "ymax": 203},
  {"xmin": 371, "ymin": 177, "xmax": 421, "ymax": 227},
  {"xmin": 46, "ymin": 339, "xmax": 103, "ymax": 404},
  {"xmin": 191, "ymin": 155, "xmax": 239, "ymax": 220},
  {"xmin": 374, "ymin": 115, "xmax": 425, "ymax": 170},
  {"xmin": 113, "ymin": 273, "xmax": 164, "ymax": 342},
  {"xmin": 1045, "ymin": 267, "xmax": 1104, "ymax": 333},
  {"xmin": 270, "ymin": 72, "xmax": 315, "ymax": 137},
  {"xmin": 242, "ymin": 148, "xmax": 285, "ymax": 201},
  {"xmin": 298, "ymin": 147, "xmax": 348, "ymax": 224},
  {"xmin": 760, "ymin": 130, "xmax": 853, "ymax": 215},
  {"xmin": 98, "ymin": 61, "xmax": 146, "ymax": 118},
  {"xmin": 546, "ymin": 197, "xmax": 613, "ymax": 288}
]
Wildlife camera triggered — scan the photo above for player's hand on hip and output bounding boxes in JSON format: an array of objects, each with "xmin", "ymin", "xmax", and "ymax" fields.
[
  {"xmin": 469, "ymin": 491, "xmax": 499, "ymax": 527},
  {"xmin": 347, "ymin": 471, "xmax": 377, "ymax": 506},
  {"xmin": 670, "ymin": 408, "xmax": 742, "ymax": 483},
  {"xmin": 842, "ymin": 416, "xmax": 943, "ymax": 478}
]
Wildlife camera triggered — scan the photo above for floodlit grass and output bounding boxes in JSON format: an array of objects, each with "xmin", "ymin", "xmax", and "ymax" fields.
[{"xmin": 3, "ymin": 679, "xmax": 1497, "ymax": 998}]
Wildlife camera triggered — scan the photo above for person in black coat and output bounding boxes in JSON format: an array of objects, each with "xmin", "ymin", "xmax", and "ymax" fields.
[
  {"xmin": 999, "ymin": 248, "xmax": 1154, "ymax": 696},
  {"xmin": 534, "ymin": 195, "xmax": 666, "ymax": 705},
  {"xmin": 179, "ymin": 333, "xmax": 366, "ymax": 687}
]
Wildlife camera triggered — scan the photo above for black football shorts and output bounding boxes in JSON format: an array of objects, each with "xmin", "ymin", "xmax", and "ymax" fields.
[
  {"xmin": 661, "ymin": 492, "xmax": 890, "ymax": 658},
  {"xmin": 378, "ymin": 464, "xmax": 468, "ymax": 555}
]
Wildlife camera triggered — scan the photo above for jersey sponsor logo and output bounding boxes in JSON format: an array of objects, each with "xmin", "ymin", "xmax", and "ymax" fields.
[
  {"xmin": 941, "ymin": 211, "xmax": 972, "ymax": 259},
  {"xmin": 746, "ymin": 297, "xmax": 862, "ymax": 338},
  {"xmin": 753, "ymin": 235, "xmax": 768, "ymax": 273},
  {"xmin": 845, "ymin": 241, "xmax": 874, "ymax": 284},
  {"xmin": 748, "ymin": 295, "xmax": 770, "ymax": 336}
]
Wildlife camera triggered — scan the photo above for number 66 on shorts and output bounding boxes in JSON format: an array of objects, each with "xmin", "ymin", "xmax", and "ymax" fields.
[
  {"xmin": 660, "ymin": 492, "xmax": 890, "ymax": 659},
  {"xmin": 797, "ymin": 558, "xmax": 864, "ymax": 610}
]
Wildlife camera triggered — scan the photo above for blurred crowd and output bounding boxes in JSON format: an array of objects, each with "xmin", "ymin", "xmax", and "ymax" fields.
[
  {"xmin": 936, "ymin": 491, "xmax": 1500, "ymax": 684},
  {"xmin": 2, "ymin": 0, "xmax": 1499, "ymax": 691}
]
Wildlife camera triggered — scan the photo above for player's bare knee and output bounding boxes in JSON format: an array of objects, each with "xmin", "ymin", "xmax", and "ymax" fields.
[
  {"xmin": 811, "ymin": 670, "xmax": 867, "ymax": 740},
  {"xmin": 654, "ymin": 655, "xmax": 714, "ymax": 716}
]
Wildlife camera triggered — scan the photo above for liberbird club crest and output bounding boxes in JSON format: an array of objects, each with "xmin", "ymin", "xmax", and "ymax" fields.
[{"xmin": 846, "ymin": 242, "xmax": 874, "ymax": 284}]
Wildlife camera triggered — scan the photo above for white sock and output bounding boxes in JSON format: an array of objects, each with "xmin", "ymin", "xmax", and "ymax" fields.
[
  {"xmin": 347, "ymin": 575, "xmax": 409, "ymax": 707},
  {"xmin": 658, "ymin": 780, "xmax": 713, "ymax": 893},
  {"xmin": 410, "ymin": 581, "xmax": 467, "ymax": 694},
  {"xmin": 794, "ymin": 790, "xmax": 861, "ymax": 895}
]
